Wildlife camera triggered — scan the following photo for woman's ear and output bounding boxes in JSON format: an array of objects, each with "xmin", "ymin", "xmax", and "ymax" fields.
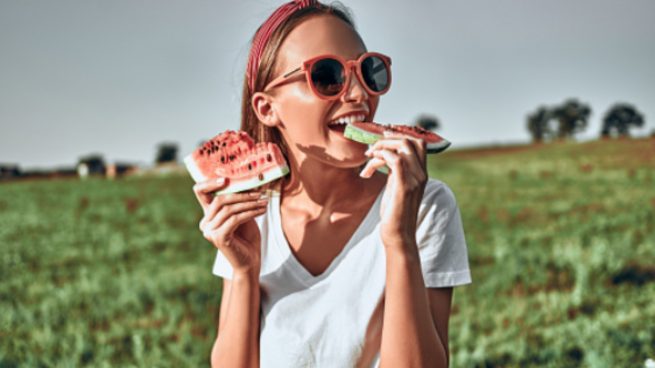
[{"xmin": 251, "ymin": 92, "xmax": 281, "ymax": 128}]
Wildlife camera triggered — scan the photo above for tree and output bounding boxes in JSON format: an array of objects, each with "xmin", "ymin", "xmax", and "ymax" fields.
[
  {"xmin": 77, "ymin": 154, "xmax": 106, "ymax": 176},
  {"xmin": 415, "ymin": 114, "xmax": 440, "ymax": 131},
  {"xmin": 526, "ymin": 106, "xmax": 554, "ymax": 143},
  {"xmin": 0, "ymin": 164, "xmax": 21, "ymax": 180},
  {"xmin": 601, "ymin": 103, "xmax": 645, "ymax": 138},
  {"xmin": 551, "ymin": 98, "xmax": 591, "ymax": 139},
  {"xmin": 155, "ymin": 142, "xmax": 178, "ymax": 164}
]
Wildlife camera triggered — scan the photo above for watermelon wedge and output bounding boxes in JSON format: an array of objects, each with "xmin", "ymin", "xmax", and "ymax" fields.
[
  {"xmin": 344, "ymin": 122, "xmax": 451, "ymax": 154},
  {"xmin": 183, "ymin": 130, "xmax": 289, "ymax": 195}
]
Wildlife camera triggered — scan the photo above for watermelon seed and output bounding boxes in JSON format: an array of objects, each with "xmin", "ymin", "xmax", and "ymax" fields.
[
  {"xmin": 258, "ymin": 173, "xmax": 264, "ymax": 181},
  {"xmin": 248, "ymin": 163, "xmax": 252, "ymax": 171},
  {"xmin": 266, "ymin": 154, "xmax": 272, "ymax": 162}
]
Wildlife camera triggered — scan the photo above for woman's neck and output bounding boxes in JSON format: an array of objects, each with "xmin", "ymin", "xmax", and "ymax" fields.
[{"xmin": 280, "ymin": 153, "xmax": 386, "ymax": 216}]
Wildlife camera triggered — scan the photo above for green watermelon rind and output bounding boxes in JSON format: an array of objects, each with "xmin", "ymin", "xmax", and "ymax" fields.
[
  {"xmin": 344, "ymin": 123, "xmax": 451, "ymax": 154},
  {"xmin": 343, "ymin": 123, "xmax": 380, "ymax": 145},
  {"xmin": 213, "ymin": 164, "xmax": 289, "ymax": 196}
]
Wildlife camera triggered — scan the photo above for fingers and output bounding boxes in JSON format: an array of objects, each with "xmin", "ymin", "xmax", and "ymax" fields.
[
  {"xmin": 205, "ymin": 191, "xmax": 262, "ymax": 215},
  {"xmin": 220, "ymin": 207, "xmax": 268, "ymax": 238},
  {"xmin": 359, "ymin": 157, "xmax": 386, "ymax": 178},
  {"xmin": 366, "ymin": 137, "xmax": 425, "ymax": 170},
  {"xmin": 370, "ymin": 149, "xmax": 403, "ymax": 175},
  {"xmin": 206, "ymin": 197, "xmax": 269, "ymax": 230},
  {"xmin": 199, "ymin": 191, "xmax": 265, "ymax": 230},
  {"xmin": 360, "ymin": 132, "xmax": 429, "ymax": 185},
  {"xmin": 201, "ymin": 203, "xmax": 268, "ymax": 244},
  {"xmin": 384, "ymin": 130, "xmax": 427, "ymax": 159},
  {"xmin": 193, "ymin": 177, "xmax": 229, "ymax": 210},
  {"xmin": 380, "ymin": 132, "xmax": 415, "ymax": 155}
]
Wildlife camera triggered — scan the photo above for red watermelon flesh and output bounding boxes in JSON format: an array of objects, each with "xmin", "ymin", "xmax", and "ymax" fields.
[
  {"xmin": 184, "ymin": 130, "xmax": 289, "ymax": 195},
  {"xmin": 344, "ymin": 121, "xmax": 451, "ymax": 154}
]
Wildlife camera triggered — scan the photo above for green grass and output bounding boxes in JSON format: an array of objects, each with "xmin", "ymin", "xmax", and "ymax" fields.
[
  {"xmin": 434, "ymin": 138, "xmax": 655, "ymax": 367},
  {"xmin": 1, "ymin": 138, "xmax": 654, "ymax": 367},
  {"xmin": 0, "ymin": 175, "xmax": 216, "ymax": 367}
]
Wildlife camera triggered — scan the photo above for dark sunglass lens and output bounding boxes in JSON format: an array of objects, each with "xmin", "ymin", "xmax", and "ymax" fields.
[
  {"xmin": 311, "ymin": 58, "xmax": 345, "ymax": 96},
  {"xmin": 361, "ymin": 56, "xmax": 389, "ymax": 93}
]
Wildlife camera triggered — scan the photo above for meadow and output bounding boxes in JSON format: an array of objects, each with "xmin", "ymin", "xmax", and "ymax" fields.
[{"xmin": 1, "ymin": 138, "xmax": 654, "ymax": 367}]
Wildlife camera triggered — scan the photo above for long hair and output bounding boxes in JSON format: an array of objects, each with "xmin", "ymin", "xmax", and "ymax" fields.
[{"xmin": 240, "ymin": 2, "xmax": 356, "ymax": 192}]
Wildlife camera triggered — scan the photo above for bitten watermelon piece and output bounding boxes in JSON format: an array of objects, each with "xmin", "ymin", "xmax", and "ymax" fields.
[
  {"xmin": 184, "ymin": 130, "xmax": 289, "ymax": 195},
  {"xmin": 344, "ymin": 122, "xmax": 451, "ymax": 154}
]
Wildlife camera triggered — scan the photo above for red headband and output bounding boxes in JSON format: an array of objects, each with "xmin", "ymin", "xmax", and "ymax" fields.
[{"xmin": 246, "ymin": 0, "xmax": 319, "ymax": 94}]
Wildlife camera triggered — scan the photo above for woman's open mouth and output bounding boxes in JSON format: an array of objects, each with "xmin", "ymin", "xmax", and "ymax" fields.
[
  {"xmin": 327, "ymin": 122, "xmax": 347, "ymax": 133},
  {"xmin": 327, "ymin": 113, "xmax": 367, "ymax": 133}
]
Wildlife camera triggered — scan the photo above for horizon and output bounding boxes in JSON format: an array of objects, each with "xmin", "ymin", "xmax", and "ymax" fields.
[{"xmin": 7, "ymin": 134, "xmax": 653, "ymax": 172}]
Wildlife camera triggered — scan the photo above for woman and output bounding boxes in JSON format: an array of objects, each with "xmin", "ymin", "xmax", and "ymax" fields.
[{"xmin": 192, "ymin": 1, "xmax": 471, "ymax": 367}]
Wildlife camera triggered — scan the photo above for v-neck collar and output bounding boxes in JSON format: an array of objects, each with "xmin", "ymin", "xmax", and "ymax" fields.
[{"xmin": 271, "ymin": 187, "xmax": 385, "ymax": 286}]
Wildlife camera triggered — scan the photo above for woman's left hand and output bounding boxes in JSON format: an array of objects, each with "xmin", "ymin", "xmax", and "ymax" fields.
[{"xmin": 359, "ymin": 131, "xmax": 428, "ymax": 252}]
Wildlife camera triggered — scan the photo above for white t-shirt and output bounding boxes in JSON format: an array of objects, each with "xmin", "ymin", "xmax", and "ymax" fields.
[{"xmin": 212, "ymin": 178, "xmax": 472, "ymax": 367}]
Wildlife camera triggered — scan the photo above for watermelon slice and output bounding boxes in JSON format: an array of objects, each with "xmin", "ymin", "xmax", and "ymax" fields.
[
  {"xmin": 183, "ymin": 130, "xmax": 289, "ymax": 195},
  {"xmin": 344, "ymin": 122, "xmax": 451, "ymax": 154}
]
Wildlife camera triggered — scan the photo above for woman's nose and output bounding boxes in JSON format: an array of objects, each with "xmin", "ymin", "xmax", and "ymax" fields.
[{"xmin": 341, "ymin": 69, "xmax": 369, "ymax": 103}]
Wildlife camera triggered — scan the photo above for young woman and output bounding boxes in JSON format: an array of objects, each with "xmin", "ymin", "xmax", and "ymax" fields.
[{"xmin": 192, "ymin": 1, "xmax": 471, "ymax": 367}]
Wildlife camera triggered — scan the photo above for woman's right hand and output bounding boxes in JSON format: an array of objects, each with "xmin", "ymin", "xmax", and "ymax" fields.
[{"xmin": 193, "ymin": 177, "xmax": 268, "ymax": 275}]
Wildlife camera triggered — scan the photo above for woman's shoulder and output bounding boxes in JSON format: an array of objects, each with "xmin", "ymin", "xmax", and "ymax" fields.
[
  {"xmin": 415, "ymin": 177, "xmax": 461, "ymax": 230},
  {"xmin": 422, "ymin": 177, "xmax": 458, "ymax": 207}
]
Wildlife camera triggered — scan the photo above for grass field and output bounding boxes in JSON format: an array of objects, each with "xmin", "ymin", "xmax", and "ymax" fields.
[{"xmin": 1, "ymin": 138, "xmax": 654, "ymax": 367}]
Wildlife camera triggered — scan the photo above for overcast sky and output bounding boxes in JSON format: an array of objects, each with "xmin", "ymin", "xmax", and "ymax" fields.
[{"xmin": 1, "ymin": 0, "xmax": 654, "ymax": 169}]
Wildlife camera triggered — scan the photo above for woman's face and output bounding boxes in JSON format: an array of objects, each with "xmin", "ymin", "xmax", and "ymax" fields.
[{"xmin": 263, "ymin": 14, "xmax": 380, "ymax": 168}]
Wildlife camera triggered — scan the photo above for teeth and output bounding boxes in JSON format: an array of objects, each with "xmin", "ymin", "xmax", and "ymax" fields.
[{"xmin": 328, "ymin": 114, "xmax": 366, "ymax": 126}]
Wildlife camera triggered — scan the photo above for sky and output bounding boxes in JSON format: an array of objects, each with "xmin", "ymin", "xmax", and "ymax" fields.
[{"xmin": 1, "ymin": 0, "xmax": 654, "ymax": 169}]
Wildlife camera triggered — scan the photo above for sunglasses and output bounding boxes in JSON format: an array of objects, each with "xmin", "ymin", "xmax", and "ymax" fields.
[{"xmin": 263, "ymin": 52, "xmax": 392, "ymax": 100}]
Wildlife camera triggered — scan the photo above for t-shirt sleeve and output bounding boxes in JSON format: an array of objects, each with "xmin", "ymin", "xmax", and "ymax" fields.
[{"xmin": 416, "ymin": 180, "xmax": 472, "ymax": 288}]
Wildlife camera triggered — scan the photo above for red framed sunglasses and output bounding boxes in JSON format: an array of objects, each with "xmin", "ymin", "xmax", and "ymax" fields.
[{"xmin": 263, "ymin": 51, "xmax": 392, "ymax": 100}]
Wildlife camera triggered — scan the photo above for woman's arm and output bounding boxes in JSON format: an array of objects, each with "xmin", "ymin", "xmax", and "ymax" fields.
[
  {"xmin": 191, "ymin": 181, "xmax": 266, "ymax": 368},
  {"xmin": 380, "ymin": 244, "xmax": 449, "ymax": 368},
  {"xmin": 427, "ymin": 287, "xmax": 453, "ymax": 365},
  {"xmin": 210, "ymin": 271, "xmax": 261, "ymax": 368},
  {"xmin": 361, "ymin": 133, "xmax": 456, "ymax": 366}
]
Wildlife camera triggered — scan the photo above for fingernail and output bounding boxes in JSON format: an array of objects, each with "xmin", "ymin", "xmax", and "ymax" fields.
[{"xmin": 216, "ymin": 177, "xmax": 225, "ymax": 184}]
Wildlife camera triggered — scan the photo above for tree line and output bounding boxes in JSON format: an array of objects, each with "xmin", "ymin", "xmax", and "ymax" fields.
[
  {"xmin": 413, "ymin": 100, "xmax": 648, "ymax": 143},
  {"xmin": 526, "ymin": 99, "xmax": 645, "ymax": 142},
  {"xmin": 0, "ymin": 143, "xmax": 178, "ymax": 181}
]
